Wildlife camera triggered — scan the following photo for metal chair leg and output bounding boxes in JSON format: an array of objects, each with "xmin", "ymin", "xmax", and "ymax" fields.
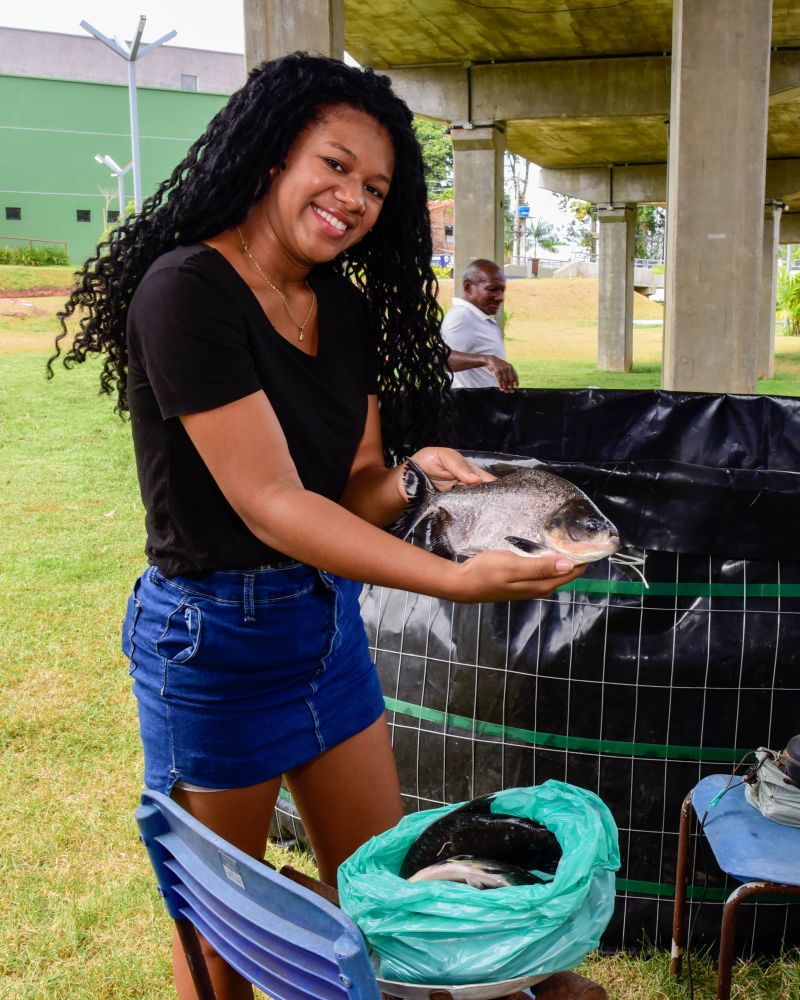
[
  {"xmin": 716, "ymin": 881, "xmax": 800, "ymax": 1000},
  {"xmin": 670, "ymin": 789, "xmax": 694, "ymax": 978}
]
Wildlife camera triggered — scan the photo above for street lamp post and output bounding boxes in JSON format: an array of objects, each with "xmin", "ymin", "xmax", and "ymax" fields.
[
  {"xmin": 94, "ymin": 154, "xmax": 133, "ymax": 220},
  {"xmin": 81, "ymin": 16, "xmax": 176, "ymax": 213}
]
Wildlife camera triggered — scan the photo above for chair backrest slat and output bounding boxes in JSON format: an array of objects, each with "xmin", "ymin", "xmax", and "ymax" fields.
[{"xmin": 136, "ymin": 790, "xmax": 380, "ymax": 1000}]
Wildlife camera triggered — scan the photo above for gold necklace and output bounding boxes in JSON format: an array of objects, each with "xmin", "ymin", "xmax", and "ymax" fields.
[{"xmin": 237, "ymin": 226, "xmax": 316, "ymax": 342}]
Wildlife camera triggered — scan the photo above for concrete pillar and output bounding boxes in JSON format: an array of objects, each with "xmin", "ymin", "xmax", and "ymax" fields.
[
  {"xmin": 597, "ymin": 204, "xmax": 636, "ymax": 371},
  {"xmin": 662, "ymin": 0, "xmax": 772, "ymax": 394},
  {"xmin": 243, "ymin": 0, "xmax": 344, "ymax": 69},
  {"xmin": 451, "ymin": 123, "xmax": 506, "ymax": 286},
  {"xmin": 758, "ymin": 201, "xmax": 784, "ymax": 379}
]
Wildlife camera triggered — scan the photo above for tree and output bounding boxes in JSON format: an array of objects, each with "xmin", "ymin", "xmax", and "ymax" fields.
[
  {"xmin": 412, "ymin": 118, "xmax": 453, "ymax": 199},
  {"xmin": 635, "ymin": 205, "xmax": 666, "ymax": 260},
  {"xmin": 505, "ymin": 152, "xmax": 531, "ymax": 260},
  {"xmin": 777, "ymin": 260, "xmax": 800, "ymax": 336},
  {"xmin": 527, "ymin": 219, "xmax": 560, "ymax": 257},
  {"xmin": 558, "ymin": 197, "xmax": 598, "ymax": 257}
]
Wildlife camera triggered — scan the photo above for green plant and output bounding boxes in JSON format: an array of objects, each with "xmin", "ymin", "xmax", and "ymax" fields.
[
  {"xmin": 777, "ymin": 263, "xmax": 800, "ymax": 336},
  {"xmin": 0, "ymin": 244, "xmax": 69, "ymax": 266},
  {"xmin": 431, "ymin": 264, "xmax": 453, "ymax": 279}
]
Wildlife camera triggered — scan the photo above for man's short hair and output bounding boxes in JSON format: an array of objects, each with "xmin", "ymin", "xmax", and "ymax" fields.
[{"xmin": 462, "ymin": 259, "xmax": 502, "ymax": 287}]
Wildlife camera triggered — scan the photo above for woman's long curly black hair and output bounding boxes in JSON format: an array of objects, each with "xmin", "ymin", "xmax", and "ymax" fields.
[{"xmin": 48, "ymin": 52, "xmax": 453, "ymax": 461}]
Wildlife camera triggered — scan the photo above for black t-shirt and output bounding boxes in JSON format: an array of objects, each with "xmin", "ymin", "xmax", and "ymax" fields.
[{"xmin": 126, "ymin": 244, "xmax": 377, "ymax": 577}]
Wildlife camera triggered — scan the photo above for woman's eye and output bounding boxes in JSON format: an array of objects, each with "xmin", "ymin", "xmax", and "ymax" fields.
[
  {"xmin": 324, "ymin": 158, "xmax": 344, "ymax": 172},
  {"xmin": 366, "ymin": 185, "xmax": 385, "ymax": 201}
]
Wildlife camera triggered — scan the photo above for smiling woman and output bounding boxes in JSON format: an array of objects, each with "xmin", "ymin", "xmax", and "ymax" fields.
[{"xmin": 45, "ymin": 52, "xmax": 584, "ymax": 1000}]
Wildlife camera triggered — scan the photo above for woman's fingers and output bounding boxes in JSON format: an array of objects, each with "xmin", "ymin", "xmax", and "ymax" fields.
[{"xmin": 452, "ymin": 549, "xmax": 585, "ymax": 603}]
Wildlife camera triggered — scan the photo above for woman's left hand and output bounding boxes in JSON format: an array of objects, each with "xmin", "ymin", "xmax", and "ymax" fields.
[{"xmin": 405, "ymin": 447, "xmax": 495, "ymax": 496}]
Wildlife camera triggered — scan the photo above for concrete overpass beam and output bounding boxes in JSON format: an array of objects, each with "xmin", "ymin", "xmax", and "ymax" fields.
[
  {"xmin": 243, "ymin": 0, "xmax": 344, "ymax": 68},
  {"xmin": 663, "ymin": 0, "xmax": 771, "ymax": 394},
  {"xmin": 758, "ymin": 201, "xmax": 784, "ymax": 379},
  {"xmin": 597, "ymin": 204, "xmax": 635, "ymax": 372},
  {"xmin": 540, "ymin": 165, "xmax": 668, "ymax": 206},
  {"xmin": 451, "ymin": 123, "xmax": 506, "ymax": 288},
  {"xmin": 384, "ymin": 65, "xmax": 469, "ymax": 123}
]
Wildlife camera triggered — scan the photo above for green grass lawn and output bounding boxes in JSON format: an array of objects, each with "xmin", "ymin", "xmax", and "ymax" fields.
[{"xmin": 2, "ymin": 269, "xmax": 799, "ymax": 998}]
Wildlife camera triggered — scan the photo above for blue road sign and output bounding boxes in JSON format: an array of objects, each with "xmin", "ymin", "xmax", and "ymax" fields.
[{"xmin": 517, "ymin": 205, "xmax": 530, "ymax": 218}]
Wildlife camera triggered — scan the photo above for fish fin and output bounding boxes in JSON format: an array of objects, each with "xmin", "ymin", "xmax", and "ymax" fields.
[
  {"xmin": 386, "ymin": 459, "xmax": 437, "ymax": 540},
  {"xmin": 485, "ymin": 463, "xmax": 521, "ymax": 478},
  {"xmin": 425, "ymin": 509, "xmax": 456, "ymax": 560},
  {"xmin": 455, "ymin": 792, "xmax": 497, "ymax": 815},
  {"xmin": 505, "ymin": 535, "xmax": 550, "ymax": 555}
]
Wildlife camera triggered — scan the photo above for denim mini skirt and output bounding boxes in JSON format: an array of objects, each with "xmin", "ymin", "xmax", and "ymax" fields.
[{"xmin": 122, "ymin": 563, "xmax": 385, "ymax": 796}]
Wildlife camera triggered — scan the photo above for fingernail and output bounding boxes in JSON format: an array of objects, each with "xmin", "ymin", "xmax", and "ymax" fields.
[{"xmin": 555, "ymin": 559, "xmax": 573, "ymax": 572}]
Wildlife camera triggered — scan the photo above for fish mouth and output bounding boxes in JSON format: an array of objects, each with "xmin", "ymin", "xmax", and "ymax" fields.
[{"xmin": 543, "ymin": 531, "xmax": 620, "ymax": 563}]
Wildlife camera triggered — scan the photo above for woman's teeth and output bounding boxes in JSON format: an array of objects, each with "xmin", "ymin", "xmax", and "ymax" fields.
[{"xmin": 313, "ymin": 206, "xmax": 348, "ymax": 233}]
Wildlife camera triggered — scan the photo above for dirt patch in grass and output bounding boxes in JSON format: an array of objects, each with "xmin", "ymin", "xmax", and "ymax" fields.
[{"xmin": 0, "ymin": 287, "xmax": 69, "ymax": 298}]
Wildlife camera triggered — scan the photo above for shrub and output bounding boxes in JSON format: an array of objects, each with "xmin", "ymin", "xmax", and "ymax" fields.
[
  {"xmin": 432, "ymin": 264, "xmax": 453, "ymax": 279},
  {"xmin": 777, "ymin": 264, "xmax": 800, "ymax": 336},
  {"xmin": 0, "ymin": 245, "xmax": 69, "ymax": 266}
]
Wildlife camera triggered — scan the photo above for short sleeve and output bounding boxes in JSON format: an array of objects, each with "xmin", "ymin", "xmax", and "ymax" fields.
[
  {"xmin": 441, "ymin": 308, "xmax": 478, "ymax": 354},
  {"xmin": 127, "ymin": 254, "xmax": 261, "ymax": 419}
]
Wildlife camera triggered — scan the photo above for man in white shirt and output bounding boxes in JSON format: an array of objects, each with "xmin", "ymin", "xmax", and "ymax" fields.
[{"xmin": 442, "ymin": 259, "xmax": 518, "ymax": 392}]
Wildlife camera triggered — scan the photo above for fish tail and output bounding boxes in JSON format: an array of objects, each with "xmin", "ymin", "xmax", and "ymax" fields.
[{"xmin": 386, "ymin": 459, "xmax": 436, "ymax": 540}]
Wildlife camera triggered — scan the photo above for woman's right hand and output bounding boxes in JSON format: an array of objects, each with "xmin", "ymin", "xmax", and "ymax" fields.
[{"xmin": 446, "ymin": 549, "xmax": 585, "ymax": 603}]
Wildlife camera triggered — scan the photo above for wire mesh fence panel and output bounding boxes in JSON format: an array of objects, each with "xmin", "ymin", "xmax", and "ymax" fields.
[{"xmin": 275, "ymin": 389, "xmax": 800, "ymax": 955}]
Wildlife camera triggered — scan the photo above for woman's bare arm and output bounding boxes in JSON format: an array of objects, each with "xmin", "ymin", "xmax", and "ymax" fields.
[{"xmin": 180, "ymin": 390, "xmax": 582, "ymax": 603}]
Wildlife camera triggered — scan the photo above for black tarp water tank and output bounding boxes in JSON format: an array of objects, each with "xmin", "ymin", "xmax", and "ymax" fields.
[{"xmin": 277, "ymin": 388, "xmax": 800, "ymax": 956}]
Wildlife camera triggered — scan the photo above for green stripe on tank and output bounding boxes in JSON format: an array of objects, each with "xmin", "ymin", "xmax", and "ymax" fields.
[
  {"xmin": 561, "ymin": 579, "xmax": 800, "ymax": 598},
  {"xmin": 383, "ymin": 698, "xmax": 746, "ymax": 763}
]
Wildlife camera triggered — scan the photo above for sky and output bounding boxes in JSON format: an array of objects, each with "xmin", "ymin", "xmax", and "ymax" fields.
[
  {"xmin": 3, "ymin": 2, "xmax": 571, "ymax": 233},
  {"xmin": 0, "ymin": 1, "xmax": 246, "ymax": 53}
]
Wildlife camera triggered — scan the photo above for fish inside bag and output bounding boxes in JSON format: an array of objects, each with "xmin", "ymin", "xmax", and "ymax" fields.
[{"xmin": 337, "ymin": 781, "xmax": 620, "ymax": 986}]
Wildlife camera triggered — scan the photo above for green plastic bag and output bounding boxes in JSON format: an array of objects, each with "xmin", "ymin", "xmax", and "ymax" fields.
[{"xmin": 337, "ymin": 780, "xmax": 620, "ymax": 985}]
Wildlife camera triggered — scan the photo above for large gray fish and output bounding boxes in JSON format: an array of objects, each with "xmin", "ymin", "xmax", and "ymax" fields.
[
  {"xmin": 407, "ymin": 854, "xmax": 546, "ymax": 889},
  {"xmin": 398, "ymin": 793, "xmax": 562, "ymax": 879},
  {"xmin": 391, "ymin": 460, "xmax": 620, "ymax": 564}
]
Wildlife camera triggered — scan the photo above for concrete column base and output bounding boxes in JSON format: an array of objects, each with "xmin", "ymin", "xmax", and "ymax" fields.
[
  {"xmin": 758, "ymin": 200, "xmax": 784, "ymax": 379},
  {"xmin": 451, "ymin": 123, "xmax": 506, "ymax": 292},
  {"xmin": 597, "ymin": 204, "xmax": 635, "ymax": 372}
]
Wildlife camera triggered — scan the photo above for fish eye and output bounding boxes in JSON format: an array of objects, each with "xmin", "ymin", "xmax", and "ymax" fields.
[{"xmin": 584, "ymin": 517, "xmax": 601, "ymax": 532}]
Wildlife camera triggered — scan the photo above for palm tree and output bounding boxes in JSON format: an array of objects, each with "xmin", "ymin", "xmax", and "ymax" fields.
[{"xmin": 527, "ymin": 218, "xmax": 560, "ymax": 257}]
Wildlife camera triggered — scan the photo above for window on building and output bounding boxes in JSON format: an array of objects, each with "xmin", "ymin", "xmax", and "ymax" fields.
[
  {"xmin": 5, "ymin": 207, "xmax": 21, "ymax": 221},
  {"xmin": 444, "ymin": 224, "xmax": 454, "ymax": 244},
  {"xmin": 107, "ymin": 210, "xmax": 120, "ymax": 223},
  {"xmin": 76, "ymin": 209, "xmax": 91, "ymax": 223},
  {"xmin": 181, "ymin": 74, "xmax": 198, "ymax": 91}
]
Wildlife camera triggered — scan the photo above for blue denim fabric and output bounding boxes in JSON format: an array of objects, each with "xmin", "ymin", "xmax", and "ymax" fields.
[{"xmin": 122, "ymin": 563, "xmax": 384, "ymax": 795}]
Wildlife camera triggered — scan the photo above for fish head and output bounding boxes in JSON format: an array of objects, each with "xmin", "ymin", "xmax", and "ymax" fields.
[{"xmin": 542, "ymin": 496, "xmax": 620, "ymax": 563}]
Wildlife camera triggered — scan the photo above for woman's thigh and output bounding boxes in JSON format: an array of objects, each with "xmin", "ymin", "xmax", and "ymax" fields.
[
  {"xmin": 286, "ymin": 712, "xmax": 402, "ymax": 885},
  {"xmin": 171, "ymin": 776, "xmax": 283, "ymax": 859}
]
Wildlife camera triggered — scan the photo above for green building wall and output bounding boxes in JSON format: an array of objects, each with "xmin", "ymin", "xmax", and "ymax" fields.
[{"xmin": 0, "ymin": 74, "xmax": 229, "ymax": 264}]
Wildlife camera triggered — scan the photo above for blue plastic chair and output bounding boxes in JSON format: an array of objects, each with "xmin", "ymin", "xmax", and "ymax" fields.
[
  {"xmin": 670, "ymin": 774, "xmax": 800, "ymax": 1000},
  {"xmin": 135, "ymin": 788, "xmax": 381, "ymax": 1000}
]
